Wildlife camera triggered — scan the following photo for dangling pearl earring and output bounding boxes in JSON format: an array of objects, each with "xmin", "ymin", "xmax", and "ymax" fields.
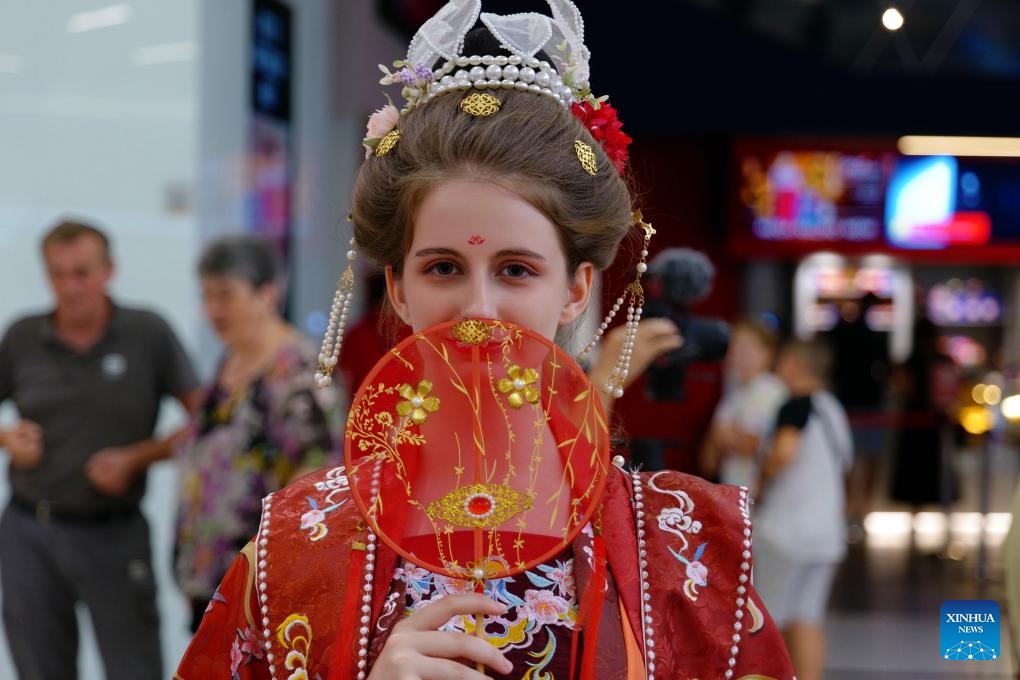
[
  {"xmin": 575, "ymin": 210, "xmax": 655, "ymax": 398},
  {"xmin": 315, "ymin": 236, "xmax": 357, "ymax": 387}
]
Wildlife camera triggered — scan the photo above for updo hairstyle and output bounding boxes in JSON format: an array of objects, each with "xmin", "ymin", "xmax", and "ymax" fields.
[{"xmin": 351, "ymin": 28, "xmax": 633, "ymax": 277}]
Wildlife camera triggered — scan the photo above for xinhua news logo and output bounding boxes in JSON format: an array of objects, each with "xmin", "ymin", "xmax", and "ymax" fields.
[{"xmin": 940, "ymin": 600, "xmax": 999, "ymax": 660}]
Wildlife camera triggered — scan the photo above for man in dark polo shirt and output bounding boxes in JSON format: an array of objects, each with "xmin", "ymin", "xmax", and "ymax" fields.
[{"xmin": 0, "ymin": 220, "xmax": 201, "ymax": 680}]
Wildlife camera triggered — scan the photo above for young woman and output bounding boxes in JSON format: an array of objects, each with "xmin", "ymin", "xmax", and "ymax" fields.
[{"xmin": 175, "ymin": 3, "xmax": 793, "ymax": 678}]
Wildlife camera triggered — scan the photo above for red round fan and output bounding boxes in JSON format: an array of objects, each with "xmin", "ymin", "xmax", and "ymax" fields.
[{"xmin": 343, "ymin": 318, "xmax": 610, "ymax": 582}]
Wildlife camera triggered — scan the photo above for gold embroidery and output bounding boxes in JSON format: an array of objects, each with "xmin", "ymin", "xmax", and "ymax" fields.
[
  {"xmin": 747, "ymin": 596, "xmax": 765, "ymax": 633},
  {"xmin": 497, "ymin": 364, "xmax": 540, "ymax": 409},
  {"xmin": 452, "ymin": 319, "xmax": 493, "ymax": 345},
  {"xmin": 574, "ymin": 140, "xmax": 597, "ymax": 175},
  {"xmin": 240, "ymin": 541, "xmax": 258, "ymax": 628},
  {"xmin": 375, "ymin": 129, "xmax": 400, "ymax": 156},
  {"xmin": 396, "ymin": 380, "xmax": 440, "ymax": 425},
  {"xmin": 276, "ymin": 614, "xmax": 312, "ymax": 679},
  {"xmin": 460, "ymin": 92, "xmax": 501, "ymax": 116},
  {"xmin": 426, "ymin": 483, "xmax": 534, "ymax": 529}
]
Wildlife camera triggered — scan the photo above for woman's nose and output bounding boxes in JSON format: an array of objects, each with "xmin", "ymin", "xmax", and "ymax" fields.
[{"xmin": 461, "ymin": 278, "xmax": 497, "ymax": 320}]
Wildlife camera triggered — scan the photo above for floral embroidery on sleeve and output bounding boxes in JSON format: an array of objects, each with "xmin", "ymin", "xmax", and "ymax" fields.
[
  {"xmin": 298, "ymin": 466, "xmax": 350, "ymax": 542},
  {"xmin": 229, "ymin": 625, "xmax": 264, "ymax": 679},
  {"xmin": 648, "ymin": 471, "xmax": 711, "ymax": 601}
]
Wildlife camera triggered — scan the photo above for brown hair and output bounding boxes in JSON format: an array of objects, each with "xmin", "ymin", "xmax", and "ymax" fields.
[
  {"xmin": 41, "ymin": 220, "xmax": 111, "ymax": 262},
  {"xmin": 350, "ymin": 89, "xmax": 633, "ymax": 276},
  {"xmin": 732, "ymin": 318, "xmax": 780, "ymax": 355},
  {"xmin": 780, "ymin": 338, "xmax": 833, "ymax": 384}
]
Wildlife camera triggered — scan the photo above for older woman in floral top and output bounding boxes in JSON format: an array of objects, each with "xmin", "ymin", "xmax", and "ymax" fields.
[{"xmin": 174, "ymin": 235, "xmax": 341, "ymax": 631}]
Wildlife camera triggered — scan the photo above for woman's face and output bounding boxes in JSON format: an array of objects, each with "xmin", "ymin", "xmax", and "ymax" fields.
[
  {"xmin": 201, "ymin": 275, "xmax": 277, "ymax": 347},
  {"xmin": 387, "ymin": 179, "xmax": 593, "ymax": 341},
  {"xmin": 726, "ymin": 327, "xmax": 773, "ymax": 384}
]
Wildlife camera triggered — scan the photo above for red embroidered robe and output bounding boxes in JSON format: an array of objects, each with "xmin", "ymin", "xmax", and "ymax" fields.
[{"xmin": 175, "ymin": 465, "xmax": 794, "ymax": 679}]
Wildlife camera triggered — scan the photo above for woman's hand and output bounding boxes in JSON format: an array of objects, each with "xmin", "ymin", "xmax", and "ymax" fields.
[
  {"xmin": 589, "ymin": 318, "xmax": 683, "ymax": 415},
  {"xmin": 368, "ymin": 593, "xmax": 513, "ymax": 679}
]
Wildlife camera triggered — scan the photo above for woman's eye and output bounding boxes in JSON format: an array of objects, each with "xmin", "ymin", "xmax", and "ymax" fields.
[
  {"xmin": 502, "ymin": 263, "xmax": 533, "ymax": 279},
  {"xmin": 427, "ymin": 261, "xmax": 458, "ymax": 276}
]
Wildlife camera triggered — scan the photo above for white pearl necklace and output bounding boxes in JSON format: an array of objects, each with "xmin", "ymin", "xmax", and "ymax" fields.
[
  {"xmin": 629, "ymin": 470, "xmax": 656, "ymax": 679},
  {"xmin": 356, "ymin": 462, "xmax": 383, "ymax": 679},
  {"xmin": 257, "ymin": 493, "xmax": 278, "ymax": 678},
  {"xmin": 725, "ymin": 487, "xmax": 753, "ymax": 678}
]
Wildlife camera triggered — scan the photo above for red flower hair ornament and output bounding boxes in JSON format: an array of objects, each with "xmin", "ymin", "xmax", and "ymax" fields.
[{"xmin": 571, "ymin": 100, "xmax": 633, "ymax": 175}]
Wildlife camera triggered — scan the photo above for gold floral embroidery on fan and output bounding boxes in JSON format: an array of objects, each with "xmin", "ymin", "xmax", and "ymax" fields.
[
  {"xmin": 498, "ymin": 364, "xmax": 540, "ymax": 408},
  {"xmin": 574, "ymin": 140, "xmax": 597, "ymax": 175},
  {"xmin": 396, "ymin": 380, "xmax": 440, "ymax": 425},
  {"xmin": 426, "ymin": 483, "xmax": 534, "ymax": 529},
  {"xmin": 346, "ymin": 381, "xmax": 426, "ymax": 499},
  {"xmin": 452, "ymin": 319, "xmax": 494, "ymax": 345},
  {"xmin": 460, "ymin": 92, "xmax": 501, "ymax": 116}
]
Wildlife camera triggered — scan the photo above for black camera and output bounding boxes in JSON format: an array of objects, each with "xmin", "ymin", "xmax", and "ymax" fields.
[{"xmin": 642, "ymin": 249, "xmax": 730, "ymax": 402}]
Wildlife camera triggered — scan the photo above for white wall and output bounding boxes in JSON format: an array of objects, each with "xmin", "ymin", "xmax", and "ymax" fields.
[{"xmin": 0, "ymin": 1, "xmax": 200, "ymax": 677}]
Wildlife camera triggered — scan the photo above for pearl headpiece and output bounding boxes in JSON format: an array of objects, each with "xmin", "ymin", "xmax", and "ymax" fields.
[{"xmin": 378, "ymin": 0, "xmax": 595, "ymax": 115}]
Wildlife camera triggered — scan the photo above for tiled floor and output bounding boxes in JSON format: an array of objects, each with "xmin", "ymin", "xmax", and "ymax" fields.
[
  {"xmin": 826, "ymin": 548, "xmax": 1012, "ymax": 678},
  {"xmin": 821, "ymin": 439, "xmax": 1018, "ymax": 679}
]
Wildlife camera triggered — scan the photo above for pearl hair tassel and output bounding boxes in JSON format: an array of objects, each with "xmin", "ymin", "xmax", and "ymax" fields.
[
  {"xmin": 575, "ymin": 211, "xmax": 656, "ymax": 398},
  {"xmin": 315, "ymin": 236, "xmax": 357, "ymax": 388}
]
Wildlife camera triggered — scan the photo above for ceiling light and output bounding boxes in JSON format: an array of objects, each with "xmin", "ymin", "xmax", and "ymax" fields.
[
  {"xmin": 898, "ymin": 136, "xmax": 1020, "ymax": 157},
  {"xmin": 66, "ymin": 4, "xmax": 132, "ymax": 34},
  {"xmin": 132, "ymin": 42, "xmax": 197, "ymax": 66},
  {"xmin": 882, "ymin": 7, "xmax": 904, "ymax": 31}
]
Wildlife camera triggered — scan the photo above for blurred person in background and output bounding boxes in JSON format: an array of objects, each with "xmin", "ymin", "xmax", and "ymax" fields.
[
  {"xmin": 827, "ymin": 294, "xmax": 890, "ymax": 525},
  {"xmin": 623, "ymin": 247, "xmax": 728, "ymax": 470},
  {"xmin": 0, "ymin": 219, "xmax": 201, "ymax": 680},
  {"xmin": 174, "ymin": 235, "xmax": 341, "ymax": 632},
  {"xmin": 700, "ymin": 319, "xmax": 786, "ymax": 490},
  {"xmin": 753, "ymin": 339, "xmax": 852, "ymax": 680},
  {"xmin": 888, "ymin": 311, "xmax": 957, "ymax": 509}
]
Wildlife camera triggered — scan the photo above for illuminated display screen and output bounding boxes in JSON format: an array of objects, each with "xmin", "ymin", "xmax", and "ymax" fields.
[
  {"xmin": 736, "ymin": 148, "xmax": 894, "ymax": 244},
  {"xmin": 886, "ymin": 156, "xmax": 1020, "ymax": 249},
  {"xmin": 926, "ymin": 279, "xmax": 1002, "ymax": 327},
  {"xmin": 731, "ymin": 140, "xmax": 1020, "ymax": 259}
]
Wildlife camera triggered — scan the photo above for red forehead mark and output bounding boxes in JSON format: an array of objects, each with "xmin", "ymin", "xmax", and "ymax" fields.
[{"xmin": 467, "ymin": 234, "xmax": 485, "ymax": 246}]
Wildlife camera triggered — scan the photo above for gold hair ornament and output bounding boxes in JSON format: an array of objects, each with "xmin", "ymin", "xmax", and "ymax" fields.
[
  {"xmin": 574, "ymin": 140, "xmax": 598, "ymax": 175},
  {"xmin": 460, "ymin": 92, "xmax": 501, "ymax": 116},
  {"xmin": 374, "ymin": 129, "xmax": 401, "ymax": 157}
]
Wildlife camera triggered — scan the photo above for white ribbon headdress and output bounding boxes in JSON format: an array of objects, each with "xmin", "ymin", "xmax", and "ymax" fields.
[{"xmin": 380, "ymin": 0, "xmax": 596, "ymax": 114}]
